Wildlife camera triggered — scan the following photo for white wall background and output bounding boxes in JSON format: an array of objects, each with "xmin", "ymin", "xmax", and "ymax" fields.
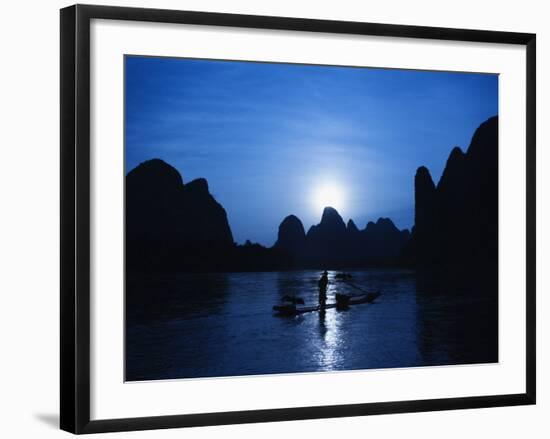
[{"xmin": 0, "ymin": 0, "xmax": 546, "ymax": 437}]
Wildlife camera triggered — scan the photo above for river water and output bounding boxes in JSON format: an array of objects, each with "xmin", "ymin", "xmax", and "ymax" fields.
[{"xmin": 126, "ymin": 269, "xmax": 497, "ymax": 381}]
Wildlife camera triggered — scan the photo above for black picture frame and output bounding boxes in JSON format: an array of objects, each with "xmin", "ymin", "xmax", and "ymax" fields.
[{"xmin": 60, "ymin": 4, "xmax": 536, "ymax": 434}]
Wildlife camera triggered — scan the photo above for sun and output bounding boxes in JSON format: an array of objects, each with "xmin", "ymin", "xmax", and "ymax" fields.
[{"xmin": 312, "ymin": 183, "xmax": 345, "ymax": 213}]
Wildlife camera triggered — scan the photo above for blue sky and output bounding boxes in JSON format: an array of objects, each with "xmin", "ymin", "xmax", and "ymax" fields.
[{"xmin": 125, "ymin": 56, "xmax": 498, "ymax": 246}]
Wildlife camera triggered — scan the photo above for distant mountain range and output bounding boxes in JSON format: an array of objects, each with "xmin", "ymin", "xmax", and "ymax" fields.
[
  {"xmin": 126, "ymin": 116, "xmax": 498, "ymax": 277},
  {"xmin": 274, "ymin": 208, "xmax": 409, "ymax": 268},
  {"xmin": 126, "ymin": 158, "xmax": 408, "ymax": 271}
]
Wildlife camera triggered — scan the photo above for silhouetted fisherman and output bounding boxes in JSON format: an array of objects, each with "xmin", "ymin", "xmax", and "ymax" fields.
[{"xmin": 318, "ymin": 270, "xmax": 329, "ymax": 312}]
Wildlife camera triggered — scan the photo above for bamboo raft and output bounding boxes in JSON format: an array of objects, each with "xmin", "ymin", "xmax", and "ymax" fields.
[{"xmin": 273, "ymin": 292, "xmax": 380, "ymax": 316}]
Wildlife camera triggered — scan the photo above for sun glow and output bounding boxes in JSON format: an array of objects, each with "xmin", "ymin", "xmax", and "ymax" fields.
[{"xmin": 312, "ymin": 183, "xmax": 346, "ymax": 214}]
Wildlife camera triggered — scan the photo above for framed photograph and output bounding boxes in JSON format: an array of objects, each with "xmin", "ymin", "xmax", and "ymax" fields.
[{"xmin": 60, "ymin": 4, "xmax": 536, "ymax": 434}]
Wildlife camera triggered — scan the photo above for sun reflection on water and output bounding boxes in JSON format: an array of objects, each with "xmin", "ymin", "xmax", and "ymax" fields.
[{"xmin": 314, "ymin": 279, "xmax": 345, "ymax": 371}]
